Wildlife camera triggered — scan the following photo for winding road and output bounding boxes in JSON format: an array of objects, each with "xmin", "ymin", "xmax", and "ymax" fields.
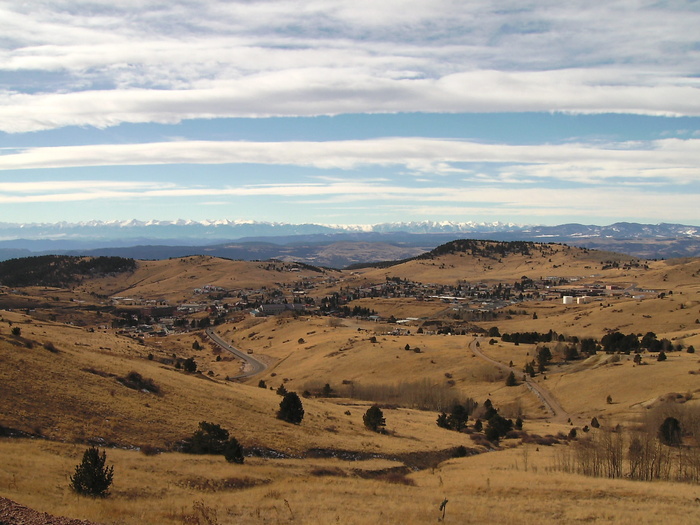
[
  {"xmin": 206, "ymin": 328, "xmax": 267, "ymax": 379},
  {"xmin": 469, "ymin": 337, "xmax": 570, "ymax": 424}
]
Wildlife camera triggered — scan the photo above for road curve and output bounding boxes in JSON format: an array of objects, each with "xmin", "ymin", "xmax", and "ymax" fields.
[
  {"xmin": 469, "ymin": 337, "xmax": 570, "ymax": 424},
  {"xmin": 205, "ymin": 327, "xmax": 267, "ymax": 379}
]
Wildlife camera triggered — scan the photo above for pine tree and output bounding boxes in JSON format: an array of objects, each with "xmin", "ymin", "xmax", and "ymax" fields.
[
  {"xmin": 70, "ymin": 447, "xmax": 114, "ymax": 497},
  {"xmin": 277, "ymin": 392, "xmax": 304, "ymax": 424},
  {"xmin": 223, "ymin": 437, "xmax": 245, "ymax": 464},
  {"xmin": 505, "ymin": 371, "xmax": 517, "ymax": 386},
  {"xmin": 363, "ymin": 405, "xmax": 386, "ymax": 433},
  {"xmin": 659, "ymin": 417, "xmax": 682, "ymax": 446}
]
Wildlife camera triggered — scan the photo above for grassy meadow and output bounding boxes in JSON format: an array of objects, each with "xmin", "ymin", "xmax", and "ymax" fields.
[{"xmin": 1, "ymin": 245, "xmax": 700, "ymax": 523}]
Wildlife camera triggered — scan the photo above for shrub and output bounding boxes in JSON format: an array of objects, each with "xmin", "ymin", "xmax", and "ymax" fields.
[
  {"xmin": 11, "ymin": 326, "xmax": 21, "ymax": 336},
  {"xmin": 276, "ymin": 384, "xmax": 288, "ymax": 396},
  {"xmin": 363, "ymin": 405, "xmax": 386, "ymax": 433},
  {"xmin": 183, "ymin": 357, "xmax": 197, "ymax": 373},
  {"xmin": 485, "ymin": 414, "xmax": 513, "ymax": 443},
  {"xmin": 118, "ymin": 371, "xmax": 160, "ymax": 394},
  {"xmin": 223, "ymin": 437, "xmax": 244, "ymax": 464},
  {"xmin": 688, "ymin": 345, "xmax": 696, "ymax": 354},
  {"xmin": 452, "ymin": 445, "xmax": 468, "ymax": 458},
  {"xmin": 657, "ymin": 351, "xmax": 667, "ymax": 362},
  {"xmin": 258, "ymin": 379, "xmax": 267, "ymax": 388},
  {"xmin": 43, "ymin": 341, "xmax": 59, "ymax": 353},
  {"xmin": 182, "ymin": 422, "xmax": 245, "ymax": 463},
  {"xmin": 277, "ymin": 392, "xmax": 304, "ymax": 424},
  {"xmin": 183, "ymin": 421, "xmax": 230, "ymax": 455},
  {"xmin": 659, "ymin": 417, "xmax": 682, "ymax": 446},
  {"xmin": 140, "ymin": 444, "xmax": 159, "ymax": 456},
  {"xmin": 70, "ymin": 447, "xmax": 114, "ymax": 497}
]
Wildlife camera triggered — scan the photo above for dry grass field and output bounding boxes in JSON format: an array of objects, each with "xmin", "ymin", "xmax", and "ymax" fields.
[
  {"xmin": 2, "ymin": 244, "xmax": 700, "ymax": 523},
  {"xmin": 77, "ymin": 256, "xmax": 336, "ymax": 303},
  {"xmin": 2, "ymin": 438, "xmax": 700, "ymax": 524}
]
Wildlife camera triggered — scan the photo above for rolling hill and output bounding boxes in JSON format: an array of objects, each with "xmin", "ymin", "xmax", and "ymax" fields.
[{"xmin": 1, "ymin": 240, "xmax": 700, "ymax": 524}]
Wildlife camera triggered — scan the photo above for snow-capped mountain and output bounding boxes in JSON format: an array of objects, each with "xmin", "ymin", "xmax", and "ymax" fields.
[
  {"xmin": 0, "ymin": 219, "xmax": 698, "ymax": 242},
  {"xmin": 1, "ymin": 220, "xmax": 699, "ymax": 263}
]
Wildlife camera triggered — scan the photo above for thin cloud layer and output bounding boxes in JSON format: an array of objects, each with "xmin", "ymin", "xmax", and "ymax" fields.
[{"xmin": 1, "ymin": 137, "xmax": 698, "ymax": 185}]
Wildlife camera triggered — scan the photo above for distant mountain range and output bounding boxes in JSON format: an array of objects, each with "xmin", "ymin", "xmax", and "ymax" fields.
[{"xmin": 0, "ymin": 220, "xmax": 699, "ymax": 267}]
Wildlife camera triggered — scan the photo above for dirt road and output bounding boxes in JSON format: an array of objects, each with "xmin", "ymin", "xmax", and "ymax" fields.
[{"xmin": 469, "ymin": 337, "xmax": 570, "ymax": 424}]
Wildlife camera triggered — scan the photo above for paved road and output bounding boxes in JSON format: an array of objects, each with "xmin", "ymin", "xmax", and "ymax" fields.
[
  {"xmin": 205, "ymin": 327, "xmax": 267, "ymax": 379},
  {"xmin": 469, "ymin": 337, "xmax": 570, "ymax": 424}
]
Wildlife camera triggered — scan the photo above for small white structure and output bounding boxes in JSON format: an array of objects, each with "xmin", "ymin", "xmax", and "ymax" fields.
[
  {"xmin": 562, "ymin": 296, "xmax": 574, "ymax": 305},
  {"xmin": 577, "ymin": 296, "xmax": 590, "ymax": 304}
]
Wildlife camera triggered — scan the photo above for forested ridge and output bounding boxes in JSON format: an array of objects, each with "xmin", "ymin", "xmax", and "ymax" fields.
[{"xmin": 0, "ymin": 255, "xmax": 136, "ymax": 287}]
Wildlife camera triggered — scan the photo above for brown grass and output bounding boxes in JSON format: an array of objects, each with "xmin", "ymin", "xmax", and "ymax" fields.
[
  {"xmin": 2, "ymin": 439, "xmax": 700, "ymax": 524},
  {"xmin": 2, "ymin": 251, "xmax": 700, "ymax": 523}
]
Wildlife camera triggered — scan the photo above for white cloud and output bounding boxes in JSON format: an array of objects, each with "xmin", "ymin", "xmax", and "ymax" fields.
[{"xmin": 1, "ymin": 1, "xmax": 699, "ymax": 131}]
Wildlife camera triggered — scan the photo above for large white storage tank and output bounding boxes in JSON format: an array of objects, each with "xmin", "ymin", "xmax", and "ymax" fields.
[{"xmin": 562, "ymin": 296, "xmax": 574, "ymax": 305}]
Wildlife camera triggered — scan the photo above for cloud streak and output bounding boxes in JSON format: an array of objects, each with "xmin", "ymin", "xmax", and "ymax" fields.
[
  {"xmin": 1, "ymin": 177, "xmax": 697, "ymax": 223},
  {"xmin": 1, "ymin": 137, "xmax": 698, "ymax": 186}
]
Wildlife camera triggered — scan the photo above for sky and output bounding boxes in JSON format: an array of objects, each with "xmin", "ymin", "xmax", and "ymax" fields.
[{"xmin": 1, "ymin": 0, "xmax": 699, "ymax": 227}]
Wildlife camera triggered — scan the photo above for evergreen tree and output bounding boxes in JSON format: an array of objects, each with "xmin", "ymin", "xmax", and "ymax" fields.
[
  {"xmin": 322, "ymin": 383, "xmax": 333, "ymax": 397},
  {"xmin": 659, "ymin": 417, "xmax": 682, "ymax": 446},
  {"xmin": 536, "ymin": 346, "xmax": 552, "ymax": 372},
  {"xmin": 505, "ymin": 371, "xmax": 517, "ymax": 386},
  {"xmin": 363, "ymin": 405, "xmax": 386, "ymax": 433},
  {"xmin": 184, "ymin": 421, "xmax": 229, "ymax": 454},
  {"xmin": 70, "ymin": 447, "xmax": 114, "ymax": 497},
  {"xmin": 277, "ymin": 392, "xmax": 304, "ymax": 424},
  {"xmin": 223, "ymin": 437, "xmax": 245, "ymax": 464},
  {"xmin": 482, "ymin": 399, "xmax": 497, "ymax": 421},
  {"xmin": 485, "ymin": 414, "xmax": 513, "ymax": 443},
  {"xmin": 183, "ymin": 357, "xmax": 197, "ymax": 373}
]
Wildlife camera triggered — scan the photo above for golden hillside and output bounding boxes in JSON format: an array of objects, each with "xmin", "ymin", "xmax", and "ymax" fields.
[{"xmin": 2, "ymin": 243, "xmax": 700, "ymax": 524}]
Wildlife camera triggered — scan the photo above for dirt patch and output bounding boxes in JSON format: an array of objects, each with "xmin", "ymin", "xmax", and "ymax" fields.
[
  {"xmin": 353, "ymin": 466, "xmax": 415, "ymax": 485},
  {"xmin": 0, "ymin": 497, "xmax": 100, "ymax": 525}
]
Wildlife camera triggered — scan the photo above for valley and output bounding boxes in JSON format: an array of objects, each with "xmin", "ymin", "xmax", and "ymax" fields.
[{"xmin": 1, "ymin": 240, "xmax": 700, "ymax": 524}]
